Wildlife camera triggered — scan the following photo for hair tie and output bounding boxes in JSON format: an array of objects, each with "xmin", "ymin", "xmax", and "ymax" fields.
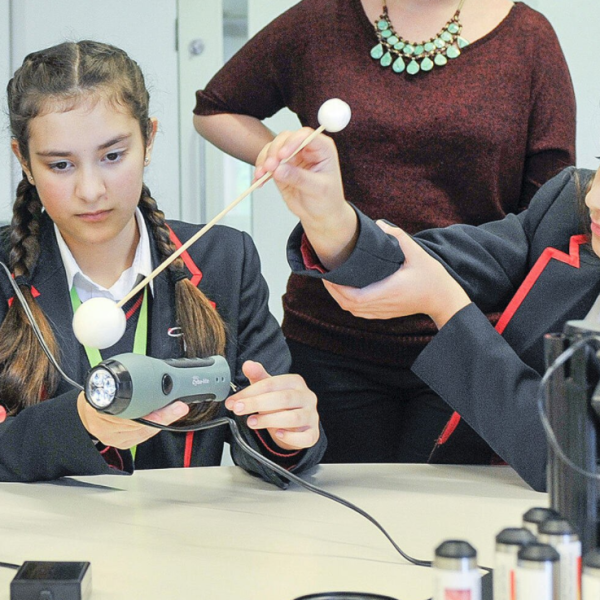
[
  {"xmin": 170, "ymin": 268, "xmax": 189, "ymax": 285},
  {"xmin": 13, "ymin": 275, "xmax": 30, "ymax": 288}
]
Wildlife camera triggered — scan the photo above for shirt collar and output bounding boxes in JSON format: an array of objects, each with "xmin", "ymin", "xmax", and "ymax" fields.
[{"xmin": 55, "ymin": 208, "xmax": 154, "ymax": 303}]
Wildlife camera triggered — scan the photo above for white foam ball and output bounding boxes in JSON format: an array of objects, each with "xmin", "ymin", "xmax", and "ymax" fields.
[
  {"xmin": 317, "ymin": 98, "xmax": 352, "ymax": 133},
  {"xmin": 72, "ymin": 297, "xmax": 126, "ymax": 349}
]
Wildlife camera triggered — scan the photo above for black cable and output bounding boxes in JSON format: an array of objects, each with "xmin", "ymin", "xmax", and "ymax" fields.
[
  {"xmin": 0, "ymin": 262, "xmax": 83, "ymax": 392},
  {"xmin": 0, "ymin": 262, "xmax": 489, "ymax": 572},
  {"xmin": 136, "ymin": 415, "xmax": 435, "ymax": 568}
]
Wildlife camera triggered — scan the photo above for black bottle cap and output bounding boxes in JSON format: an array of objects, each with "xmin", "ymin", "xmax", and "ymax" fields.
[
  {"xmin": 435, "ymin": 540, "xmax": 477, "ymax": 559},
  {"xmin": 523, "ymin": 507, "xmax": 560, "ymax": 525},
  {"xmin": 518, "ymin": 542, "xmax": 560, "ymax": 563},
  {"xmin": 538, "ymin": 517, "xmax": 576, "ymax": 536},
  {"xmin": 496, "ymin": 527, "xmax": 536, "ymax": 546}
]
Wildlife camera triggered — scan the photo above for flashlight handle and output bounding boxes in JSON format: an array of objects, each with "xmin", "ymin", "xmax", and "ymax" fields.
[{"xmin": 86, "ymin": 353, "xmax": 232, "ymax": 419}]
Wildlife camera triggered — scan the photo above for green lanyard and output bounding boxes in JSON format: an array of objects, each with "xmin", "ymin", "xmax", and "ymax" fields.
[{"xmin": 70, "ymin": 287, "xmax": 149, "ymax": 461}]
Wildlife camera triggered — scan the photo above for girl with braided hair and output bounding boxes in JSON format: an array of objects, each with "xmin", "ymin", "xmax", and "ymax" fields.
[{"xmin": 0, "ymin": 40, "xmax": 324, "ymax": 483}]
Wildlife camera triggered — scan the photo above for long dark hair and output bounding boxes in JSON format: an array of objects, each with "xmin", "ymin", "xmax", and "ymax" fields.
[{"xmin": 3, "ymin": 41, "xmax": 226, "ymax": 421}]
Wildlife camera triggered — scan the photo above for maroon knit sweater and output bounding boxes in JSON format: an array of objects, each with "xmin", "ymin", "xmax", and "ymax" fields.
[{"xmin": 194, "ymin": 0, "xmax": 576, "ymax": 367}]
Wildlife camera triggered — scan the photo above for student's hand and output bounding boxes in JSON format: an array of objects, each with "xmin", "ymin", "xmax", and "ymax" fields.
[
  {"xmin": 323, "ymin": 221, "xmax": 471, "ymax": 329},
  {"xmin": 254, "ymin": 129, "xmax": 358, "ymax": 270},
  {"xmin": 225, "ymin": 360, "xmax": 320, "ymax": 451},
  {"xmin": 77, "ymin": 392, "xmax": 190, "ymax": 449}
]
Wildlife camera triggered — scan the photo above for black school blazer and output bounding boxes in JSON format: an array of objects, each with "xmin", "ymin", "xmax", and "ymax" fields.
[
  {"xmin": 288, "ymin": 167, "xmax": 596, "ymax": 491},
  {"xmin": 0, "ymin": 212, "xmax": 325, "ymax": 484}
]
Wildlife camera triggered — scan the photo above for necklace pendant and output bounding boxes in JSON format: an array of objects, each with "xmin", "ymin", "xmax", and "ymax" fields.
[{"xmin": 372, "ymin": 1, "xmax": 469, "ymax": 76}]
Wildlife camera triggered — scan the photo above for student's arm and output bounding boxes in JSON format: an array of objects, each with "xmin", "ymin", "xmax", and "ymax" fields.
[{"xmin": 412, "ymin": 304, "xmax": 548, "ymax": 492}]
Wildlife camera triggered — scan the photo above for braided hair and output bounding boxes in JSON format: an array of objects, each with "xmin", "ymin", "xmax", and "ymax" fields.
[{"xmin": 3, "ymin": 41, "xmax": 226, "ymax": 419}]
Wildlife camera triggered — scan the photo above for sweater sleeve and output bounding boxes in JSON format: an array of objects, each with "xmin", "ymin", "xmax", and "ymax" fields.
[
  {"xmin": 518, "ymin": 11, "xmax": 576, "ymax": 209},
  {"xmin": 227, "ymin": 231, "xmax": 326, "ymax": 487},
  {"xmin": 411, "ymin": 303, "xmax": 547, "ymax": 492},
  {"xmin": 193, "ymin": 3, "xmax": 307, "ymax": 120}
]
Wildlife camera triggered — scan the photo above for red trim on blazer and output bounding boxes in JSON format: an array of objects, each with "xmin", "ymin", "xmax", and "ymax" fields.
[
  {"xmin": 167, "ymin": 226, "xmax": 203, "ymax": 288},
  {"xmin": 166, "ymin": 226, "xmax": 217, "ymax": 466},
  {"xmin": 495, "ymin": 234, "xmax": 587, "ymax": 334},
  {"xmin": 435, "ymin": 234, "xmax": 588, "ymax": 450},
  {"xmin": 7, "ymin": 285, "xmax": 40, "ymax": 307},
  {"xmin": 183, "ymin": 432, "xmax": 194, "ymax": 468}
]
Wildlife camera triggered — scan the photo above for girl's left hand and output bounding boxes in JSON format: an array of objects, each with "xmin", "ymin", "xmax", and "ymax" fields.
[{"xmin": 225, "ymin": 360, "xmax": 320, "ymax": 451}]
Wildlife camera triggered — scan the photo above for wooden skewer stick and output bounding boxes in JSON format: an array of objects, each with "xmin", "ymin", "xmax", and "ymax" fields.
[{"xmin": 116, "ymin": 125, "xmax": 326, "ymax": 308}]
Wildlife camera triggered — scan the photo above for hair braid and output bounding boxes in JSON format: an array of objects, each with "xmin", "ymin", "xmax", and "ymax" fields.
[
  {"xmin": 139, "ymin": 188, "xmax": 227, "ymax": 423},
  {"xmin": 0, "ymin": 178, "xmax": 60, "ymax": 413}
]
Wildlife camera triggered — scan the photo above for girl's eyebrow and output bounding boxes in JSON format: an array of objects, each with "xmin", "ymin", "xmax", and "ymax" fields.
[{"xmin": 35, "ymin": 134, "xmax": 132, "ymax": 157}]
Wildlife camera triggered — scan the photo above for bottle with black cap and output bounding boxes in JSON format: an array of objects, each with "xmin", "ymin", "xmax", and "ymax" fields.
[
  {"xmin": 538, "ymin": 517, "xmax": 581, "ymax": 600},
  {"xmin": 432, "ymin": 540, "xmax": 481, "ymax": 600},
  {"xmin": 583, "ymin": 549, "xmax": 600, "ymax": 599},
  {"xmin": 494, "ymin": 527, "xmax": 536, "ymax": 600},
  {"xmin": 522, "ymin": 507, "xmax": 560, "ymax": 535},
  {"xmin": 516, "ymin": 542, "xmax": 559, "ymax": 599}
]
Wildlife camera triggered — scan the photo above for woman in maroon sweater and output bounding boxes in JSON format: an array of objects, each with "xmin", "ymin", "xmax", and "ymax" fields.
[{"xmin": 193, "ymin": 0, "xmax": 576, "ymax": 465}]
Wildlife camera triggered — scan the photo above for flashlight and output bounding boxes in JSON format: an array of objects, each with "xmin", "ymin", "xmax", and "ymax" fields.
[{"xmin": 84, "ymin": 353, "xmax": 231, "ymax": 419}]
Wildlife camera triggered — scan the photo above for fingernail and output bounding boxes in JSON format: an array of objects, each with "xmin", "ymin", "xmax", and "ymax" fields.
[
  {"xmin": 173, "ymin": 403, "xmax": 188, "ymax": 417},
  {"xmin": 380, "ymin": 219, "xmax": 399, "ymax": 228},
  {"xmin": 275, "ymin": 430, "xmax": 284, "ymax": 439},
  {"xmin": 247, "ymin": 416, "xmax": 258, "ymax": 427},
  {"xmin": 234, "ymin": 402, "xmax": 245, "ymax": 414}
]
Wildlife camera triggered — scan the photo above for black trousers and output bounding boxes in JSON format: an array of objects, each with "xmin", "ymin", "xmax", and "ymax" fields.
[{"xmin": 287, "ymin": 339, "xmax": 455, "ymax": 464}]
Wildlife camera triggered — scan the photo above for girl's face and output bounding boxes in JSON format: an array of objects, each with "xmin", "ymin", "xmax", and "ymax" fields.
[
  {"xmin": 12, "ymin": 98, "xmax": 156, "ymax": 261},
  {"xmin": 586, "ymin": 168, "xmax": 600, "ymax": 258}
]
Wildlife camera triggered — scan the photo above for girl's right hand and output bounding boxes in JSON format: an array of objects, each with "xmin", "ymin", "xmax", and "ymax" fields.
[
  {"xmin": 77, "ymin": 392, "xmax": 190, "ymax": 449},
  {"xmin": 254, "ymin": 129, "xmax": 358, "ymax": 270}
]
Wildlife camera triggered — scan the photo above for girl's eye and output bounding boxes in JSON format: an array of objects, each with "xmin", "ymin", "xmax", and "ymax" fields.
[
  {"xmin": 105, "ymin": 151, "xmax": 123, "ymax": 163},
  {"xmin": 50, "ymin": 161, "xmax": 71, "ymax": 171}
]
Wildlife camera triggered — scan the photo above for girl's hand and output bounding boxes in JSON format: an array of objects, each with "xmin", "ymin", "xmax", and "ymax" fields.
[
  {"xmin": 77, "ymin": 392, "xmax": 190, "ymax": 449},
  {"xmin": 323, "ymin": 221, "xmax": 471, "ymax": 329},
  {"xmin": 254, "ymin": 129, "xmax": 358, "ymax": 270},
  {"xmin": 225, "ymin": 360, "xmax": 320, "ymax": 451}
]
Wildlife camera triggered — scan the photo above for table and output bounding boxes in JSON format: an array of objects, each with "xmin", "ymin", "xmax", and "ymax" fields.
[{"xmin": 0, "ymin": 464, "xmax": 545, "ymax": 599}]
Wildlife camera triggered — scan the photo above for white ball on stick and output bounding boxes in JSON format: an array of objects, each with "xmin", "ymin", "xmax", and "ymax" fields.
[
  {"xmin": 72, "ymin": 297, "xmax": 126, "ymax": 349},
  {"xmin": 317, "ymin": 98, "xmax": 352, "ymax": 133}
]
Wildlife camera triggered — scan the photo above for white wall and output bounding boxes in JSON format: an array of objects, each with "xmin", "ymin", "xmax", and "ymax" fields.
[{"xmin": 534, "ymin": 0, "xmax": 600, "ymax": 168}]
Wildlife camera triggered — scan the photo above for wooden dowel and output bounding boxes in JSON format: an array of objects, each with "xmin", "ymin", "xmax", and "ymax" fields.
[{"xmin": 116, "ymin": 125, "xmax": 326, "ymax": 308}]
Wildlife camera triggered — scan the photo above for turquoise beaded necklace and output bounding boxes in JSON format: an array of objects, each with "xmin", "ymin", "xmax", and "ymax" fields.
[{"xmin": 371, "ymin": 0, "xmax": 470, "ymax": 75}]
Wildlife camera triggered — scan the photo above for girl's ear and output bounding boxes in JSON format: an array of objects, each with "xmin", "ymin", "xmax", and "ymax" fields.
[
  {"xmin": 144, "ymin": 117, "xmax": 159, "ymax": 166},
  {"xmin": 11, "ymin": 140, "xmax": 34, "ymax": 185}
]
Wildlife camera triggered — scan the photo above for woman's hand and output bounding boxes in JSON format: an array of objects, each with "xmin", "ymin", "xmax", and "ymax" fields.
[
  {"xmin": 323, "ymin": 221, "xmax": 471, "ymax": 329},
  {"xmin": 77, "ymin": 392, "xmax": 190, "ymax": 449},
  {"xmin": 225, "ymin": 360, "xmax": 320, "ymax": 451},
  {"xmin": 254, "ymin": 129, "xmax": 358, "ymax": 270}
]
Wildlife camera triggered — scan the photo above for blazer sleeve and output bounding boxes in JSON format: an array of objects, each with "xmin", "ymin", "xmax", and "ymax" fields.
[
  {"xmin": 287, "ymin": 168, "xmax": 582, "ymax": 313},
  {"xmin": 411, "ymin": 303, "xmax": 547, "ymax": 492},
  {"xmin": 0, "ymin": 391, "xmax": 130, "ymax": 482},
  {"xmin": 227, "ymin": 231, "xmax": 326, "ymax": 487}
]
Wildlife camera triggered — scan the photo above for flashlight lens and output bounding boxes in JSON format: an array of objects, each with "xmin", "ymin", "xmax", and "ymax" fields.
[{"xmin": 87, "ymin": 368, "xmax": 117, "ymax": 409}]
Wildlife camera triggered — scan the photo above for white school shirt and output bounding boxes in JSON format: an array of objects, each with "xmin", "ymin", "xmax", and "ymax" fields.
[{"xmin": 54, "ymin": 208, "xmax": 154, "ymax": 303}]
